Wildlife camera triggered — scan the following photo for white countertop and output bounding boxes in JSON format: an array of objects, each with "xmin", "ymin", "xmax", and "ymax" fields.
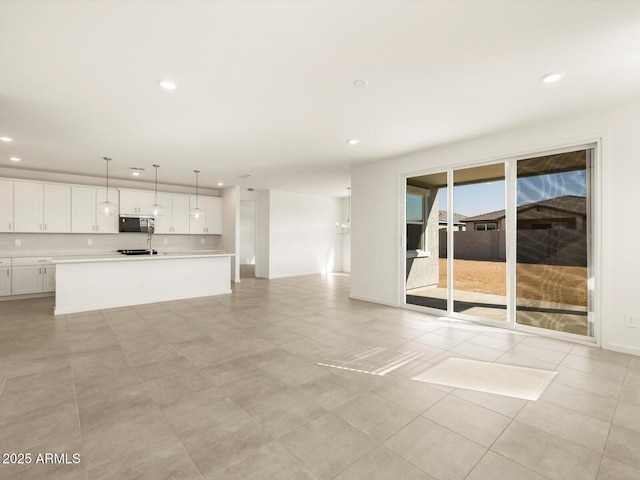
[{"xmin": 53, "ymin": 251, "xmax": 234, "ymax": 264}]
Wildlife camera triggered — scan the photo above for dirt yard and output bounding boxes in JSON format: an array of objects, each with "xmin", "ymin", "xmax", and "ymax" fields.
[{"xmin": 438, "ymin": 259, "xmax": 587, "ymax": 306}]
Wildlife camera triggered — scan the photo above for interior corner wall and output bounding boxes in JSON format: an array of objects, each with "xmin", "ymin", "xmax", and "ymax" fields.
[
  {"xmin": 264, "ymin": 189, "xmax": 343, "ymax": 279},
  {"xmin": 239, "ymin": 200, "xmax": 256, "ymax": 265},
  {"xmin": 340, "ymin": 196, "xmax": 351, "ymax": 273},
  {"xmin": 255, "ymin": 189, "xmax": 270, "ymax": 279},
  {"xmin": 351, "ymin": 99, "xmax": 640, "ymax": 356},
  {"xmin": 221, "ymin": 186, "xmax": 240, "ymax": 282}
]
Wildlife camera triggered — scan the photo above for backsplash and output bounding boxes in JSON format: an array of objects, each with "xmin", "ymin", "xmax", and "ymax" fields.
[{"xmin": 0, "ymin": 233, "xmax": 221, "ymax": 257}]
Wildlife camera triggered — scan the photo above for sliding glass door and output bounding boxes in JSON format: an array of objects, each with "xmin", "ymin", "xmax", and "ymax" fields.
[
  {"xmin": 404, "ymin": 147, "xmax": 594, "ymax": 339},
  {"xmin": 405, "ymin": 172, "xmax": 448, "ymax": 311},
  {"xmin": 453, "ymin": 164, "xmax": 507, "ymax": 321},
  {"xmin": 515, "ymin": 150, "xmax": 591, "ymax": 336}
]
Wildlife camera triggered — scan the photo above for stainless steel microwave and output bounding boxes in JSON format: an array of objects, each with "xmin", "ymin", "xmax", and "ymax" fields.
[{"xmin": 119, "ymin": 216, "xmax": 155, "ymax": 233}]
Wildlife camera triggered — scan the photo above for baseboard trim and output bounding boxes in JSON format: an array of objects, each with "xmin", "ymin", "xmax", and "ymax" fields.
[{"xmin": 349, "ymin": 293, "xmax": 398, "ymax": 308}]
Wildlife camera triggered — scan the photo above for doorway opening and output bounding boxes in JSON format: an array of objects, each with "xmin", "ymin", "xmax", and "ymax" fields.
[{"xmin": 239, "ymin": 199, "xmax": 256, "ymax": 279}]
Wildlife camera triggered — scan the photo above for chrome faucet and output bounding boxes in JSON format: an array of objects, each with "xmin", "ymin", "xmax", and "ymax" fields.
[{"xmin": 147, "ymin": 217, "xmax": 155, "ymax": 255}]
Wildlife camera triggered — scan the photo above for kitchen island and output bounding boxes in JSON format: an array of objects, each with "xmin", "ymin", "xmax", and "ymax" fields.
[{"xmin": 53, "ymin": 252, "xmax": 234, "ymax": 315}]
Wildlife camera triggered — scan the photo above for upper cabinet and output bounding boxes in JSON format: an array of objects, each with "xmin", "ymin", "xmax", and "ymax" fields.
[
  {"xmin": 3, "ymin": 178, "xmax": 221, "ymax": 236},
  {"xmin": 154, "ymin": 193, "xmax": 190, "ymax": 234},
  {"xmin": 119, "ymin": 189, "xmax": 156, "ymax": 215},
  {"xmin": 44, "ymin": 184, "xmax": 72, "ymax": 232},
  {"xmin": 71, "ymin": 186, "xmax": 119, "ymax": 233},
  {"xmin": 189, "ymin": 196, "xmax": 222, "ymax": 234},
  {"xmin": 0, "ymin": 180, "xmax": 14, "ymax": 232},
  {"xmin": 14, "ymin": 181, "xmax": 71, "ymax": 233}
]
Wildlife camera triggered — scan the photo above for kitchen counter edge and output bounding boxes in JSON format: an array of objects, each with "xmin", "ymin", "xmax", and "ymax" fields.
[{"xmin": 53, "ymin": 252, "xmax": 234, "ymax": 264}]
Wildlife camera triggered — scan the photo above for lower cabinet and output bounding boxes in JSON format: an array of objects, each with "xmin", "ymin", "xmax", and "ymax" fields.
[
  {"xmin": 11, "ymin": 258, "xmax": 55, "ymax": 295},
  {"xmin": 11, "ymin": 266, "xmax": 43, "ymax": 295},
  {"xmin": 0, "ymin": 266, "xmax": 11, "ymax": 296},
  {"xmin": 43, "ymin": 265, "xmax": 56, "ymax": 293}
]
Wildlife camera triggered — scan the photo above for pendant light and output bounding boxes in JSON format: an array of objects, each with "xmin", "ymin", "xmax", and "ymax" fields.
[
  {"xmin": 336, "ymin": 187, "xmax": 351, "ymax": 235},
  {"xmin": 98, "ymin": 157, "xmax": 118, "ymax": 216},
  {"xmin": 190, "ymin": 170, "xmax": 204, "ymax": 220},
  {"xmin": 148, "ymin": 164, "xmax": 165, "ymax": 217}
]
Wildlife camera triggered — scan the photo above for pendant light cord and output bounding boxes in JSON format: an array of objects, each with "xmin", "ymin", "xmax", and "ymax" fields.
[
  {"xmin": 103, "ymin": 157, "xmax": 111, "ymax": 194},
  {"xmin": 153, "ymin": 164, "xmax": 159, "ymax": 203},
  {"xmin": 194, "ymin": 170, "xmax": 200, "ymax": 208}
]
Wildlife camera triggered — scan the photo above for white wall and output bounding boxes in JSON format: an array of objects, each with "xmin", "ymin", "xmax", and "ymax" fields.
[
  {"xmin": 340, "ymin": 197, "xmax": 351, "ymax": 273},
  {"xmin": 239, "ymin": 200, "xmax": 256, "ymax": 265},
  {"xmin": 351, "ymin": 99, "xmax": 640, "ymax": 356},
  {"xmin": 221, "ymin": 186, "xmax": 240, "ymax": 282},
  {"xmin": 255, "ymin": 189, "xmax": 270, "ymax": 279},
  {"xmin": 259, "ymin": 189, "xmax": 343, "ymax": 279}
]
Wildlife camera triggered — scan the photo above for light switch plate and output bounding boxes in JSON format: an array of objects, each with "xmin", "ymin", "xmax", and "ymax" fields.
[
  {"xmin": 87, "ymin": 239, "xmax": 93, "ymax": 246},
  {"xmin": 15, "ymin": 239, "xmax": 21, "ymax": 246},
  {"xmin": 625, "ymin": 313, "xmax": 638, "ymax": 328},
  {"xmin": 163, "ymin": 238, "xmax": 168, "ymax": 245}
]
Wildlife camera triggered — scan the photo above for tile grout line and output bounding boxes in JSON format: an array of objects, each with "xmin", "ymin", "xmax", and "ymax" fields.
[{"xmin": 66, "ymin": 312, "xmax": 89, "ymax": 479}]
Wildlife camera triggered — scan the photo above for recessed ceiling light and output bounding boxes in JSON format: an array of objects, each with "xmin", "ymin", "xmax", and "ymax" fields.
[
  {"xmin": 9, "ymin": 157, "xmax": 20, "ymax": 162},
  {"xmin": 0, "ymin": 137, "xmax": 13, "ymax": 142},
  {"xmin": 130, "ymin": 167, "xmax": 145, "ymax": 176},
  {"xmin": 540, "ymin": 72, "xmax": 565, "ymax": 83},
  {"xmin": 353, "ymin": 79, "xmax": 368, "ymax": 88},
  {"xmin": 217, "ymin": 182, "xmax": 224, "ymax": 186},
  {"xmin": 158, "ymin": 79, "xmax": 177, "ymax": 90},
  {"xmin": 347, "ymin": 139, "xmax": 359, "ymax": 145}
]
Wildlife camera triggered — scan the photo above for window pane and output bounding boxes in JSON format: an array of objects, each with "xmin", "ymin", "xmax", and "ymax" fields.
[
  {"xmin": 453, "ymin": 164, "xmax": 507, "ymax": 321},
  {"xmin": 406, "ymin": 224, "xmax": 423, "ymax": 250},
  {"xmin": 516, "ymin": 149, "xmax": 590, "ymax": 336},
  {"xmin": 405, "ymin": 174, "xmax": 447, "ymax": 311},
  {"xmin": 406, "ymin": 194, "xmax": 423, "ymax": 222}
]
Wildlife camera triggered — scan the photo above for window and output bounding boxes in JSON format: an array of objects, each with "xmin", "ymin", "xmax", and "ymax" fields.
[
  {"xmin": 406, "ymin": 187, "xmax": 429, "ymax": 251},
  {"xmin": 474, "ymin": 222, "xmax": 498, "ymax": 231}
]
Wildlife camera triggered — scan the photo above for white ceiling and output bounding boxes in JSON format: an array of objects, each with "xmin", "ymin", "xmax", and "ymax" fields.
[{"xmin": 1, "ymin": 1, "xmax": 640, "ymax": 197}]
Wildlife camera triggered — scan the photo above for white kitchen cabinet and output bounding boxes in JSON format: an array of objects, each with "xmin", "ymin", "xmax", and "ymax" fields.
[
  {"xmin": 11, "ymin": 266, "xmax": 43, "ymax": 295},
  {"xmin": 119, "ymin": 189, "xmax": 156, "ymax": 215},
  {"xmin": 44, "ymin": 184, "xmax": 71, "ymax": 232},
  {"xmin": 13, "ymin": 181, "xmax": 71, "ymax": 233},
  {"xmin": 11, "ymin": 257, "xmax": 55, "ymax": 295},
  {"xmin": 205, "ymin": 196, "xmax": 223, "ymax": 234},
  {"xmin": 14, "ymin": 181, "xmax": 43, "ymax": 232},
  {"xmin": 0, "ymin": 180, "xmax": 13, "ymax": 232},
  {"xmin": 43, "ymin": 265, "xmax": 56, "ymax": 293},
  {"xmin": 0, "ymin": 258, "xmax": 11, "ymax": 296},
  {"xmin": 189, "ymin": 196, "xmax": 223, "ymax": 235},
  {"xmin": 72, "ymin": 186, "xmax": 119, "ymax": 233},
  {"xmin": 172, "ymin": 194, "xmax": 190, "ymax": 234},
  {"xmin": 153, "ymin": 193, "xmax": 190, "ymax": 234}
]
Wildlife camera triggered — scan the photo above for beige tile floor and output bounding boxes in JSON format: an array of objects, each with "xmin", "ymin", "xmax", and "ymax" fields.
[{"xmin": 0, "ymin": 274, "xmax": 638, "ymax": 480}]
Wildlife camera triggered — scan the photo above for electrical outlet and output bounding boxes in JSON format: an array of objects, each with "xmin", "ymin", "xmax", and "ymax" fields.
[
  {"xmin": 14, "ymin": 239, "xmax": 21, "ymax": 246},
  {"xmin": 87, "ymin": 239, "xmax": 93, "ymax": 246},
  {"xmin": 163, "ymin": 238, "xmax": 168, "ymax": 245},
  {"xmin": 201, "ymin": 238, "xmax": 205, "ymax": 244},
  {"xmin": 625, "ymin": 313, "xmax": 639, "ymax": 329}
]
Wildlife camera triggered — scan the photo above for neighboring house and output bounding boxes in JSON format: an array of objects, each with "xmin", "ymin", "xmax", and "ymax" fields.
[
  {"xmin": 463, "ymin": 195, "xmax": 586, "ymax": 231},
  {"xmin": 438, "ymin": 211, "xmax": 467, "ymax": 230}
]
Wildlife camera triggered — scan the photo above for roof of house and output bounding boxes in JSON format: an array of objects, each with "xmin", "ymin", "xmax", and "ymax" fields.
[
  {"xmin": 463, "ymin": 195, "xmax": 586, "ymax": 222},
  {"xmin": 439, "ymin": 211, "xmax": 467, "ymax": 224}
]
